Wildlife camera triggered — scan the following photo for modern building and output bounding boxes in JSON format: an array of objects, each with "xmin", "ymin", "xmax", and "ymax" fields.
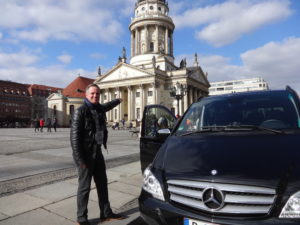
[
  {"xmin": 94, "ymin": 0, "xmax": 210, "ymax": 122},
  {"xmin": 47, "ymin": 76, "xmax": 94, "ymax": 127},
  {"xmin": 209, "ymin": 77, "xmax": 269, "ymax": 96},
  {"xmin": 0, "ymin": 80, "xmax": 31, "ymax": 127}
]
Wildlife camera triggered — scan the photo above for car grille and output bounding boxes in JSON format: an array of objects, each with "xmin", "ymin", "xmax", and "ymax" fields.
[{"xmin": 167, "ymin": 179, "xmax": 276, "ymax": 215}]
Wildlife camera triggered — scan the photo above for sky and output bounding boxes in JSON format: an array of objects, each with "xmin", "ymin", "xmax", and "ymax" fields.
[{"xmin": 0, "ymin": 0, "xmax": 300, "ymax": 94}]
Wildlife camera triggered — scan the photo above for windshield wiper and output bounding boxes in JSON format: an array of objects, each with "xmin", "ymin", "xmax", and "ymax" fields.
[
  {"xmin": 179, "ymin": 125, "xmax": 285, "ymax": 136},
  {"xmin": 222, "ymin": 124, "xmax": 285, "ymax": 134},
  {"xmin": 179, "ymin": 126, "xmax": 227, "ymax": 136}
]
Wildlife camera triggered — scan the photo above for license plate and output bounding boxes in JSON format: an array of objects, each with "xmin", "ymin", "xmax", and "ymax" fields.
[{"xmin": 184, "ymin": 218, "xmax": 218, "ymax": 225}]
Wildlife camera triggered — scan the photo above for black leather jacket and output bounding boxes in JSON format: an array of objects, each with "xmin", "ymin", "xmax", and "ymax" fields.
[{"xmin": 70, "ymin": 99, "xmax": 121, "ymax": 166}]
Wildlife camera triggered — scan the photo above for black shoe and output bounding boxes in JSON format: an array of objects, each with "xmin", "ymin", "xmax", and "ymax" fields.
[{"xmin": 100, "ymin": 213, "xmax": 125, "ymax": 222}]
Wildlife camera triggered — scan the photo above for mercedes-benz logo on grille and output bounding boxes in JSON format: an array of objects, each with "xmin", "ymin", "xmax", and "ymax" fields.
[{"xmin": 202, "ymin": 187, "xmax": 225, "ymax": 211}]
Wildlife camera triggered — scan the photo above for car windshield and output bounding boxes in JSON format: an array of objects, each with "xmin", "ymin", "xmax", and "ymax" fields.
[{"xmin": 175, "ymin": 91, "xmax": 300, "ymax": 135}]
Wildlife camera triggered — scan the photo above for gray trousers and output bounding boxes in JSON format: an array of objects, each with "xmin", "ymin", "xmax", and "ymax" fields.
[{"xmin": 76, "ymin": 144, "xmax": 112, "ymax": 222}]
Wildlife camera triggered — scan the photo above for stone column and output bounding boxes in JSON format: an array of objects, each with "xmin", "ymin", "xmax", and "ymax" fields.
[
  {"xmin": 131, "ymin": 32, "xmax": 134, "ymax": 57},
  {"xmin": 105, "ymin": 89, "xmax": 110, "ymax": 121},
  {"xmin": 116, "ymin": 87, "xmax": 121, "ymax": 121},
  {"xmin": 165, "ymin": 28, "xmax": 169, "ymax": 55},
  {"xmin": 140, "ymin": 84, "xmax": 145, "ymax": 115},
  {"xmin": 170, "ymin": 31, "xmax": 174, "ymax": 56},
  {"xmin": 152, "ymin": 81, "xmax": 160, "ymax": 104},
  {"xmin": 155, "ymin": 25, "xmax": 159, "ymax": 53},
  {"xmin": 184, "ymin": 88, "xmax": 189, "ymax": 112},
  {"xmin": 127, "ymin": 86, "xmax": 134, "ymax": 121},
  {"xmin": 144, "ymin": 25, "xmax": 148, "ymax": 53},
  {"xmin": 135, "ymin": 29, "xmax": 138, "ymax": 55},
  {"xmin": 189, "ymin": 86, "xmax": 193, "ymax": 105}
]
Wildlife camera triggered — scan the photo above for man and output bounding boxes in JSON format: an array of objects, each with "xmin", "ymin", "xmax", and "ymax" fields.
[{"xmin": 71, "ymin": 84, "xmax": 124, "ymax": 225}]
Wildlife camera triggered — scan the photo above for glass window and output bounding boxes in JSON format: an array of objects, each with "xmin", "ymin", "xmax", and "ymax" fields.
[
  {"xmin": 148, "ymin": 91, "xmax": 153, "ymax": 97},
  {"xmin": 175, "ymin": 91, "xmax": 300, "ymax": 134},
  {"xmin": 136, "ymin": 92, "xmax": 140, "ymax": 97},
  {"xmin": 145, "ymin": 107, "xmax": 176, "ymax": 137},
  {"xmin": 150, "ymin": 42, "xmax": 154, "ymax": 52}
]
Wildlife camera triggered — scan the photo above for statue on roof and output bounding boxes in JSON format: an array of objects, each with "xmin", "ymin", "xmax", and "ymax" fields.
[
  {"xmin": 122, "ymin": 47, "xmax": 126, "ymax": 58},
  {"xmin": 152, "ymin": 56, "xmax": 156, "ymax": 68},
  {"xmin": 98, "ymin": 66, "xmax": 101, "ymax": 76},
  {"xmin": 180, "ymin": 58, "xmax": 187, "ymax": 69}
]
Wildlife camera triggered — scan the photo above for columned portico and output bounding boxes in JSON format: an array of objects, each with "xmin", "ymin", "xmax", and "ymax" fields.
[{"xmin": 94, "ymin": 0, "xmax": 210, "ymax": 123}]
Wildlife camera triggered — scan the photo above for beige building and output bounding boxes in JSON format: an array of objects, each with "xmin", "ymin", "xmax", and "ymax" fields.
[
  {"xmin": 47, "ymin": 0, "xmax": 210, "ymax": 126},
  {"xmin": 95, "ymin": 0, "xmax": 210, "ymax": 122},
  {"xmin": 47, "ymin": 76, "xmax": 94, "ymax": 127}
]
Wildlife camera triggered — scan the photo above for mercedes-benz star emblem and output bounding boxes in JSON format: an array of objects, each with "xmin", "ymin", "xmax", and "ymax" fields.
[
  {"xmin": 211, "ymin": 169, "xmax": 218, "ymax": 176},
  {"xmin": 202, "ymin": 187, "xmax": 225, "ymax": 211}
]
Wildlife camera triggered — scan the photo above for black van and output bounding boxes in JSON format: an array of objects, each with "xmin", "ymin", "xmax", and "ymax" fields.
[{"xmin": 139, "ymin": 87, "xmax": 300, "ymax": 225}]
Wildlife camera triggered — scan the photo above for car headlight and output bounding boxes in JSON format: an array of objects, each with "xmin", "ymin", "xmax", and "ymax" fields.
[
  {"xmin": 142, "ymin": 166, "xmax": 165, "ymax": 201},
  {"xmin": 279, "ymin": 191, "xmax": 300, "ymax": 218}
]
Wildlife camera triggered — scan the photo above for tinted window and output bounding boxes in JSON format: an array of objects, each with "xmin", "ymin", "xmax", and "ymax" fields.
[{"xmin": 176, "ymin": 92, "xmax": 300, "ymax": 133}]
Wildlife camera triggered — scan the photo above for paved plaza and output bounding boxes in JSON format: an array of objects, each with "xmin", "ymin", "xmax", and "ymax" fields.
[
  {"xmin": 0, "ymin": 128, "xmax": 144, "ymax": 225},
  {"xmin": 0, "ymin": 128, "xmax": 140, "ymax": 195}
]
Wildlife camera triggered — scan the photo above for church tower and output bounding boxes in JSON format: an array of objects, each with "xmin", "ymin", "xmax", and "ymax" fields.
[{"xmin": 129, "ymin": 0, "xmax": 175, "ymax": 71}]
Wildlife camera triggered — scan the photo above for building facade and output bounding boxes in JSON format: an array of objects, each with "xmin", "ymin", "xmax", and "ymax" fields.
[
  {"xmin": 209, "ymin": 77, "xmax": 269, "ymax": 96},
  {"xmin": 95, "ymin": 0, "xmax": 210, "ymax": 122},
  {"xmin": 47, "ymin": 76, "xmax": 94, "ymax": 127},
  {"xmin": 0, "ymin": 80, "xmax": 31, "ymax": 127}
]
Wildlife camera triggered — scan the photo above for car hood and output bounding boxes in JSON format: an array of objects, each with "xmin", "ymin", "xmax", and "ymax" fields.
[{"xmin": 157, "ymin": 132, "xmax": 300, "ymax": 189}]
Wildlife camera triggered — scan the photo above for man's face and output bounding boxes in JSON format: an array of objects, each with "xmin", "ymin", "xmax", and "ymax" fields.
[{"xmin": 86, "ymin": 86, "xmax": 100, "ymax": 104}]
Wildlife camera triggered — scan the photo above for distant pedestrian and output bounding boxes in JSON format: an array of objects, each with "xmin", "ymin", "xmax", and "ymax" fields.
[
  {"xmin": 34, "ymin": 119, "xmax": 40, "ymax": 132},
  {"xmin": 121, "ymin": 118, "xmax": 125, "ymax": 128},
  {"xmin": 46, "ymin": 118, "xmax": 52, "ymax": 132},
  {"xmin": 39, "ymin": 118, "xmax": 44, "ymax": 132},
  {"xmin": 52, "ymin": 117, "xmax": 57, "ymax": 132}
]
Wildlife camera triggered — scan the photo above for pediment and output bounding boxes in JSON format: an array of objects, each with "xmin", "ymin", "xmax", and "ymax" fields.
[
  {"xmin": 47, "ymin": 92, "xmax": 64, "ymax": 101},
  {"xmin": 189, "ymin": 68, "xmax": 209, "ymax": 86},
  {"xmin": 96, "ymin": 63, "xmax": 153, "ymax": 83}
]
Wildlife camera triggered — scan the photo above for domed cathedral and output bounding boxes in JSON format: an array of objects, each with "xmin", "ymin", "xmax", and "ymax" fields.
[{"xmin": 94, "ymin": 0, "xmax": 210, "ymax": 124}]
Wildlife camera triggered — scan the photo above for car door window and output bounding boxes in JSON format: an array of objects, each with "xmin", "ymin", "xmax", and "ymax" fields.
[{"xmin": 144, "ymin": 107, "xmax": 176, "ymax": 137}]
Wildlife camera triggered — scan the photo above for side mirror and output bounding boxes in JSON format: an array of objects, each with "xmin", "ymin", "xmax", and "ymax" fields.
[{"xmin": 157, "ymin": 128, "xmax": 171, "ymax": 135}]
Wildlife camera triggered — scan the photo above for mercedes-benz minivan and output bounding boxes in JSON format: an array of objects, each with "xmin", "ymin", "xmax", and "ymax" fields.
[{"xmin": 139, "ymin": 86, "xmax": 300, "ymax": 225}]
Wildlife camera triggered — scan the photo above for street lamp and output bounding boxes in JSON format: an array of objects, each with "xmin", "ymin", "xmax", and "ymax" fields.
[{"xmin": 169, "ymin": 82, "xmax": 187, "ymax": 116}]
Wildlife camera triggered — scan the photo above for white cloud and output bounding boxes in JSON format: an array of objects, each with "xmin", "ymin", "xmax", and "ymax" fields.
[
  {"xmin": 0, "ymin": 0, "xmax": 132, "ymax": 43},
  {"xmin": 0, "ymin": 51, "xmax": 39, "ymax": 67},
  {"xmin": 182, "ymin": 37, "xmax": 300, "ymax": 94},
  {"xmin": 57, "ymin": 54, "xmax": 72, "ymax": 64},
  {"xmin": 0, "ymin": 64, "xmax": 95, "ymax": 88},
  {"xmin": 173, "ymin": 0, "xmax": 292, "ymax": 47},
  {"xmin": 0, "ymin": 49, "xmax": 94, "ymax": 87},
  {"xmin": 241, "ymin": 37, "xmax": 300, "ymax": 91}
]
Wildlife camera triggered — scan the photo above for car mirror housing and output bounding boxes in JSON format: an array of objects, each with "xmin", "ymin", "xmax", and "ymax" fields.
[{"xmin": 157, "ymin": 128, "xmax": 171, "ymax": 135}]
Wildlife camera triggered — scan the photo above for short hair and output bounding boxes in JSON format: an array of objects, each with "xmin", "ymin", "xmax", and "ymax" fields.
[{"xmin": 85, "ymin": 83, "xmax": 100, "ymax": 93}]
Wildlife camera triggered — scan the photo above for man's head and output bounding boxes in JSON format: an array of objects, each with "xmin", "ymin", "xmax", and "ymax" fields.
[{"xmin": 85, "ymin": 84, "xmax": 100, "ymax": 104}]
